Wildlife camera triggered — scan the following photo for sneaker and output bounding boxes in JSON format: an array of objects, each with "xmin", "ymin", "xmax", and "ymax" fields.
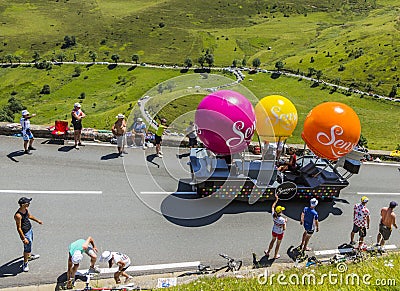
[
  {"xmin": 78, "ymin": 142, "xmax": 84, "ymax": 146},
  {"xmin": 159, "ymin": 151, "xmax": 163, "ymax": 155},
  {"xmin": 128, "ymin": 144, "xmax": 135, "ymax": 148},
  {"xmin": 88, "ymin": 266, "xmax": 100, "ymax": 273},
  {"xmin": 142, "ymin": 145, "xmax": 147, "ymax": 150},
  {"xmin": 24, "ymin": 150, "xmax": 32, "ymax": 155},
  {"xmin": 350, "ymin": 241, "xmax": 356, "ymax": 245},
  {"xmin": 28, "ymin": 254, "xmax": 40, "ymax": 261},
  {"xmin": 122, "ymin": 151, "xmax": 128, "ymax": 154},
  {"xmin": 125, "ymin": 275, "xmax": 133, "ymax": 284},
  {"xmin": 157, "ymin": 153, "xmax": 163, "ymax": 158},
  {"xmin": 22, "ymin": 262, "xmax": 29, "ymax": 272},
  {"xmin": 28, "ymin": 146, "xmax": 36, "ymax": 150},
  {"xmin": 75, "ymin": 145, "xmax": 80, "ymax": 149}
]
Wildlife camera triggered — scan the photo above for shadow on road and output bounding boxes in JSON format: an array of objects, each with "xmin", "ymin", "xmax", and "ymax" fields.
[
  {"xmin": 6, "ymin": 150, "xmax": 25, "ymax": 162},
  {"xmin": 252, "ymin": 252, "xmax": 275, "ymax": 269},
  {"xmin": 101, "ymin": 153, "xmax": 120, "ymax": 160},
  {"xmin": 146, "ymin": 154, "xmax": 160, "ymax": 168},
  {"xmin": 0, "ymin": 256, "xmax": 23, "ymax": 277},
  {"xmin": 162, "ymin": 193, "xmax": 344, "ymax": 227},
  {"xmin": 58, "ymin": 145, "xmax": 76, "ymax": 152}
]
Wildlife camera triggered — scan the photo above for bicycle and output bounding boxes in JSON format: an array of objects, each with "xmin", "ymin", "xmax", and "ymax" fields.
[{"xmin": 177, "ymin": 253, "xmax": 242, "ymax": 277}]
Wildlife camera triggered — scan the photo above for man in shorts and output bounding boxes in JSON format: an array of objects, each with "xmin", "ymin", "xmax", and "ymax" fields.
[
  {"xmin": 14, "ymin": 197, "xmax": 42, "ymax": 272},
  {"xmin": 71, "ymin": 103, "xmax": 86, "ymax": 149},
  {"xmin": 377, "ymin": 201, "xmax": 398, "ymax": 246},
  {"xmin": 100, "ymin": 250, "xmax": 133, "ymax": 284},
  {"xmin": 350, "ymin": 196, "xmax": 370, "ymax": 248},
  {"xmin": 112, "ymin": 114, "xmax": 127, "ymax": 157},
  {"xmin": 67, "ymin": 237, "xmax": 100, "ymax": 289},
  {"xmin": 299, "ymin": 198, "xmax": 319, "ymax": 252},
  {"xmin": 20, "ymin": 110, "xmax": 36, "ymax": 155}
]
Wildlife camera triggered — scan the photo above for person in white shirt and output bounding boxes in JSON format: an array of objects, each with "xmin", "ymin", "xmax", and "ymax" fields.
[
  {"xmin": 20, "ymin": 110, "xmax": 36, "ymax": 154},
  {"xmin": 265, "ymin": 194, "xmax": 287, "ymax": 259},
  {"xmin": 100, "ymin": 251, "xmax": 133, "ymax": 284}
]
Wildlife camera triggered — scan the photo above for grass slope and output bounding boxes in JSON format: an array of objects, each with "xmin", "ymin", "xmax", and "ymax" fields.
[{"xmin": 0, "ymin": 0, "xmax": 399, "ymax": 96}]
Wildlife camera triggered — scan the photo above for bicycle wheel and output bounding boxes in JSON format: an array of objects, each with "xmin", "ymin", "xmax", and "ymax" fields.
[{"xmin": 233, "ymin": 260, "xmax": 242, "ymax": 271}]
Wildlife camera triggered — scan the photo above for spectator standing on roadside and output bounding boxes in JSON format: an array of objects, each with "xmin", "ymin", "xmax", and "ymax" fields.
[
  {"xmin": 100, "ymin": 251, "xmax": 133, "ymax": 284},
  {"xmin": 67, "ymin": 237, "xmax": 100, "ymax": 289},
  {"xmin": 131, "ymin": 117, "xmax": 147, "ymax": 149},
  {"xmin": 350, "ymin": 196, "xmax": 370, "ymax": 248},
  {"xmin": 186, "ymin": 121, "xmax": 198, "ymax": 148},
  {"xmin": 14, "ymin": 197, "xmax": 42, "ymax": 272},
  {"xmin": 20, "ymin": 110, "xmax": 36, "ymax": 155},
  {"xmin": 71, "ymin": 103, "xmax": 86, "ymax": 149},
  {"xmin": 299, "ymin": 198, "xmax": 319, "ymax": 252},
  {"xmin": 377, "ymin": 201, "xmax": 398, "ymax": 246},
  {"xmin": 112, "ymin": 114, "xmax": 127, "ymax": 157},
  {"xmin": 155, "ymin": 118, "xmax": 169, "ymax": 158},
  {"xmin": 264, "ymin": 194, "xmax": 287, "ymax": 259}
]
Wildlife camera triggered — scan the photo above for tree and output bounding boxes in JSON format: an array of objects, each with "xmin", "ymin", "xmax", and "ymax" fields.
[
  {"xmin": 241, "ymin": 58, "xmax": 247, "ymax": 67},
  {"xmin": 33, "ymin": 51, "xmax": 40, "ymax": 64},
  {"xmin": 252, "ymin": 58, "xmax": 261, "ymax": 68},
  {"xmin": 307, "ymin": 67, "xmax": 315, "ymax": 77},
  {"xmin": 5, "ymin": 54, "xmax": 13, "ymax": 64},
  {"xmin": 184, "ymin": 57, "xmax": 193, "ymax": 68},
  {"xmin": 89, "ymin": 51, "xmax": 97, "ymax": 62},
  {"xmin": 56, "ymin": 52, "xmax": 66, "ymax": 62},
  {"xmin": 73, "ymin": 67, "xmax": 81, "ymax": 77},
  {"xmin": 205, "ymin": 54, "xmax": 214, "ymax": 67},
  {"xmin": 275, "ymin": 61, "xmax": 284, "ymax": 71},
  {"xmin": 40, "ymin": 84, "xmax": 51, "ymax": 94},
  {"xmin": 14, "ymin": 55, "xmax": 21, "ymax": 64},
  {"xmin": 63, "ymin": 35, "xmax": 76, "ymax": 48},
  {"xmin": 131, "ymin": 54, "xmax": 139, "ymax": 64},
  {"xmin": 389, "ymin": 85, "xmax": 397, "ymax": 98},
  {"xmin": 111, "ymin": 54, "xmax": 120, "ymax": 64},
  {"xmin": 232, "ymin": 59, "xmax": 239, "ymax": 67},
  {"xmin": 316, "ymin": 70, "xmax": 323, "ymax": 81},
  {"xmin": 198, "ymin": 55, "xmax": 205, "ymax": 68}
]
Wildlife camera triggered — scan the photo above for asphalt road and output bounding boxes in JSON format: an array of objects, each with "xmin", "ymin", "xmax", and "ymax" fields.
[{"xmin": 0, "ymin": 135, "xmax": 399, "ymax": 288}]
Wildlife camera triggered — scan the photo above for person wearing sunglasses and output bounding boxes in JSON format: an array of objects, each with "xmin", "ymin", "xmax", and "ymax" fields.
[{"xmin": 14, "ymin": 197, "xmax": 43, "ymax": 272}]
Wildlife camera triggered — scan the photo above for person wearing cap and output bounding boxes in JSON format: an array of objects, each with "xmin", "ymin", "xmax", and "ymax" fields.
[
  {"xmin": 185, "ymin": 121, "xmax": 198, "ymax": 149},
  {"xmin": 299, "ymin": 198, "xmax": 319, "ymax": 252},
  {"xmin": 155, "ymin": 118, "xmax": 169, "ymax": 158},
  {"xmin": 377, "ymin": 201, "xmax": 398, "ymax": 246},
  {"xmin": 20, "ymin": 110, "xmax": 37, "ymax": 154},
  {"xmin": 350, "ymin": 196, "xmax": 370, "ymax": 247},
  {"xmin": 71, "ymin": 103, "xmax": 86, "ymax": 149},
  {"xmin": 112, "ymin": 114, "xmax": 127, "ymax": 157},
  {"xmin": 131, "ymin": 117, "xmax": 147, "ymax": 149},
  {"xmin": 264, "ymin": 194, "xmax": 287, "ymax": 259},
  {"xmin": 14, "ymin": 197, "xmax": 43, "ymax": 272},
  {"xmin": 67, "ymin": 237, "xmax": 100, "ymax": 289},
  {"xmin": 100, "ymin": 251, "xmax": 133, "ymax": 284}
]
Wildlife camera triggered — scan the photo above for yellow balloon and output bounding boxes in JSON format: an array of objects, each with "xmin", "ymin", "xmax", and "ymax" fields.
[{"xmin": 255, "ymin": 95, "xmax": 298, "ymax": 142}]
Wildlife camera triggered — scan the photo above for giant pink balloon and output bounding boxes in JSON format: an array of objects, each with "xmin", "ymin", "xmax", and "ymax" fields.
[{"xmin": 195, "ymin": 90, "xmax": 256, "ymax": 155}]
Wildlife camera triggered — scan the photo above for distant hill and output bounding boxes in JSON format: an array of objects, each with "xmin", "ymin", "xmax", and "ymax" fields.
[{"xmin": 0, "ymin": 0, "xmax": 399, "ymax": 96}]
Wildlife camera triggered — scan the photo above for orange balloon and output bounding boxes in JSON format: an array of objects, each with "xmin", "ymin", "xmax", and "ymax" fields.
[{"xmin": 301, "ymin": 102, "xmax": 361, "ymax": 161}]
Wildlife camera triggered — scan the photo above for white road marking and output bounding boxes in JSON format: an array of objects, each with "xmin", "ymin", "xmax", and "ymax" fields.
[
  {"xmin": 363, "ymin": 162, "xmax": 400, "ymax": 167},
  {"xmin": 0, "ymin": 190, "xmax": 102, "ymax": 194},
  {"xmin": 357, "ymin": 192, "xmax": 400, "ymax": 196},
  {"xmin": 140, "ymin": 191, "xmax": 197, "ymax": 195},
  {"xmin": 79, "ymin": 261, "xmax": 201, "ymax": 274},
  {"xmin": 314, "ymin": 244, "xmax": 397, "ymax": 256}
]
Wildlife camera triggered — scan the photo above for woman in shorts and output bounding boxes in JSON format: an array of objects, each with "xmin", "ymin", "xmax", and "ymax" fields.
[
  {"xmin": 265, "ymin": 194, "xmax": 287, "ymax": 259},
  {"xmin": 100, "ymin": 250, "xmax": 133, "ymax": 284}
]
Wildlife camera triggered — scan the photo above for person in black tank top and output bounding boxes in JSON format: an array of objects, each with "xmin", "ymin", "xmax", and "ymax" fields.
[{"xmin": 14, "ymin": 197, "xmax": 43, "ymax": 272}]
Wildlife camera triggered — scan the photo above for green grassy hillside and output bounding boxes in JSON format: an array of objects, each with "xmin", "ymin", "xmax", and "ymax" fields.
[{"xmin": 0, "ymin": 0, "xmax": 399, "ymax": 96}]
